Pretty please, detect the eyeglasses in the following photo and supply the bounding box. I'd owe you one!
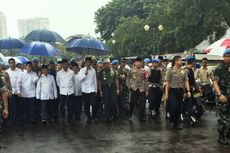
[9,62,15,64]
[224,55,230,57]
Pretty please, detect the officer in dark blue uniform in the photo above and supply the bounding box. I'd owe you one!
[148,58,162,117]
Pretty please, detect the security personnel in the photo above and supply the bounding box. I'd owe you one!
[98,58,119,122]
[127,57,148,122]
[148,58,162,117]
[213,49,230,145]
[165,56,191,130]
[117,59,130,117]
[0,78,9,133]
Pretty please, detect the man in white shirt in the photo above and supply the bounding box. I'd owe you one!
[16,61,39,123]
[71,63,83,121]
[56,59,75,122]
[6,58,22,123]
[36,65,57,123]
[78,57,97,124]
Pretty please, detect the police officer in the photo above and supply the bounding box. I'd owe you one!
[98,58,119,122]
[148,58,162,118]
[213,49,230,145]
[165,56,191,130]
[127,57,148,122]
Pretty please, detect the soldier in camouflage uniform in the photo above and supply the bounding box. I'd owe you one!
[213,49,230,145]
[98,58,120,122]
[0,77,9,133]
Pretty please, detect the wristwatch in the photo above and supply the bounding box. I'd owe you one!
[217,93,222,97]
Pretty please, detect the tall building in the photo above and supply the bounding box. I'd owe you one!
[0,11,7,39]
[18,17,49,38]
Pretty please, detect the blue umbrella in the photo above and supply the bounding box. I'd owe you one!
[0,38,25,49]
[65,36,110,55]
[16,56,30,64]
[19,42,62,56]
[24,29,65,43]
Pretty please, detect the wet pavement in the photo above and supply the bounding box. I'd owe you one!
[1,110,230,153]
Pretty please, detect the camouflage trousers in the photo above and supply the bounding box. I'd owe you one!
[0,101,2,125]
[216,98,230,144]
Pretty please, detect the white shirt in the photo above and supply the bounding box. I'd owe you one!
[36,74,57,100]
[16,71,39,98]
[74,73,82,96]
[56,68,74,95]
[6,68,22,94]
[78,67,97,93]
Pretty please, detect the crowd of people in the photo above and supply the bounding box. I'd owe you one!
[0,49,230,145]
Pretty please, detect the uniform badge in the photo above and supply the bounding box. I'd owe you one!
[104,78,107,80]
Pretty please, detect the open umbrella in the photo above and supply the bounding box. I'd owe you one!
[24,29,65,43]
[65,36,110,55]
[0,38,26,55]
[16,56,30,64]
[19,42,62,56]
[204,38,230,56]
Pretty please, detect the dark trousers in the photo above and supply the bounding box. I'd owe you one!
[53,99,59,120]
[148,87,162,113]
[168,88,184,126]
[130,89,146,119]
[73,96,83,120]
[41,100,54,120]
[83,92,97,120]
[102,86,117,120]
[22,97,36,122]
[9,94,19,123]
[59,94,74,120]
[35,99,41,120]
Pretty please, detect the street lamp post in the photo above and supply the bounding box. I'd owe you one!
[144,24,164,56]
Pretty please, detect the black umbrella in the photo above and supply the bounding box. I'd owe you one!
[65,36,110,55]
[24,29,65,43]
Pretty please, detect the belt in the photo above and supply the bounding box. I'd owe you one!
[149,84,160,88]
[103,84,114,87]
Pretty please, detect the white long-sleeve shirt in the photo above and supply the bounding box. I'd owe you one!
[6,68,22,94]
[16,71,39,98]
[78,67,97,93]
[73,73,82,96]
[36,74,57,100]
[56,69,74,95]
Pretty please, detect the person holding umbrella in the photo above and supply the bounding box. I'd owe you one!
[212,49,230,145]
[78,57,97,124]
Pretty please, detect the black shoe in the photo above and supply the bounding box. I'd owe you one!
[41,120,46,124]
[169,123,174,129]
[86,119,92,124]
[176,123,183,130]
[128,113,132,119]
[106,118,113,123]
[0,126,4,133]
[139,118,146,122]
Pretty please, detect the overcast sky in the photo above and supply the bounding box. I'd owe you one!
[0,0,111,38]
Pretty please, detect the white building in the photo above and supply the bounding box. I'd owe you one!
[18,17,49,38]
[0,11,7,39]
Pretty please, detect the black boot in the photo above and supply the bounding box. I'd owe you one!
[218,131,229,145]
